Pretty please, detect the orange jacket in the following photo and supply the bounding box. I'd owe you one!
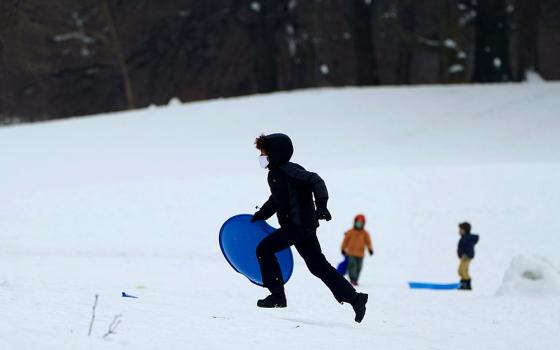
[341,229,373,258]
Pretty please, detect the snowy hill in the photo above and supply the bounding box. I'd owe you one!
[1,83,559,349]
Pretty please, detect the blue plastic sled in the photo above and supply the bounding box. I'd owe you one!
[408,282,460,290]
[219,214,294,286]
[336,255,349,275]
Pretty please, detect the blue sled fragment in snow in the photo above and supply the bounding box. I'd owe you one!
[408,282,460,290]
[219,214,294,286]
[122,292,139,298]
[336,255,349,275]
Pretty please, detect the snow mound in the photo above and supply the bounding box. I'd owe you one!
[497,256,560,296]
[525,69,546,84]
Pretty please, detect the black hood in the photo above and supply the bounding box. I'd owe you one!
[264,133,293,168]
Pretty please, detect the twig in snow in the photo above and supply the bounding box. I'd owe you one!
[103,314,123,338]
[88,294,99,336]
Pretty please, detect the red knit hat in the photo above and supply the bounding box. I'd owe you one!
[354,214,366,224]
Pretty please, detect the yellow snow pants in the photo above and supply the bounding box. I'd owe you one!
[458,256,472,280]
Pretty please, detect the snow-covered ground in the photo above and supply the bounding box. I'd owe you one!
[1,83,559,349]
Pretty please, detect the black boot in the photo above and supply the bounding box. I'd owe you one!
[458,279,467,290]
[465,279,472,290]
[257,293,287,308]
[350,293,368,323]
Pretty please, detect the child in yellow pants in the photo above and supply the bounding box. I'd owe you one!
[457,222,479,290]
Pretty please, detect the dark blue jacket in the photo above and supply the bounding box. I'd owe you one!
[457,233,479,259]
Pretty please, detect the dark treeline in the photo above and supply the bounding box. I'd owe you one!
[0,0,559,123]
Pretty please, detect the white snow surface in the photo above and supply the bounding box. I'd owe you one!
[1,83,560,349]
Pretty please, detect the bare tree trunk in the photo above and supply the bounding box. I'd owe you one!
[352,0,379,85]
[100,0,135,109]
[471,0,513,82]
[384,1,467,84]
[441,0,467,83]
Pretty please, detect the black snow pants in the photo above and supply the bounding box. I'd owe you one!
[256,225,357,303]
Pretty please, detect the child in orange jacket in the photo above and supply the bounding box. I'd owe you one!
[341,215,373,286]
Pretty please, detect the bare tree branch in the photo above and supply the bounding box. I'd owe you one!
[88,294,99,337]
[103,314,123,338]
[100,0,135,109]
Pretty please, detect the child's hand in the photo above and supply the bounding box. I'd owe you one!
[369,249,374,256]
[251,212,265,223]
[315,198,332,221]
[317,207,332,221]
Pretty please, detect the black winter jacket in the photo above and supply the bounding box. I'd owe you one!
[457,233,479,259]
[256,134,328,229]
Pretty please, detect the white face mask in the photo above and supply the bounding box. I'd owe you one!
[259,155,269,169]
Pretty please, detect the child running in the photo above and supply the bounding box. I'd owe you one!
[251,133,368,323]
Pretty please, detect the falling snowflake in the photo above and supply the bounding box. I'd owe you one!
[444,39,457,49]
[288,0,297,10]
[448,64,465,74]
[493,58,502,69]
[250,2,261,13]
